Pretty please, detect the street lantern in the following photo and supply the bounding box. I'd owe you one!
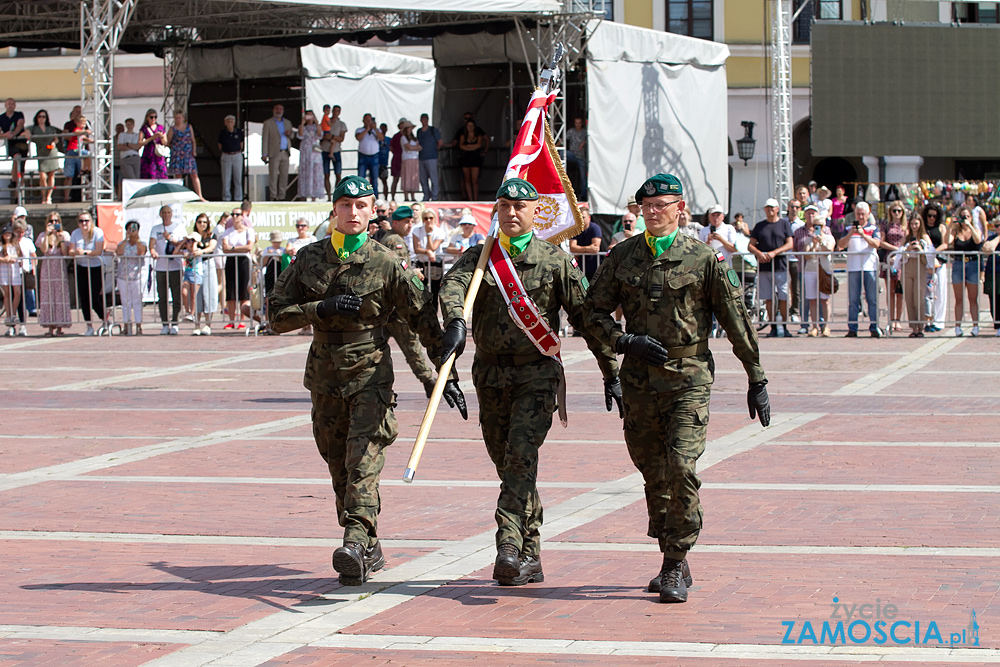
[737,121,756,165]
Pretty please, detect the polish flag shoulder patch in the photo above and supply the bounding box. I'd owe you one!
[716,252,726,262]
[400,260,408,270]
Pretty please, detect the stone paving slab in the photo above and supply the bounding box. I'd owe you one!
[258,648,987,667]
[771,413,994,442]
[703,444,997,485]
[0,540,434,631]
[0,437,155,475]
[0,639,184,666]
[0,481,586,541]
[346,551,997,648]
[554,490,1000,548]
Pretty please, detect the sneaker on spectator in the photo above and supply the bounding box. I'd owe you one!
[766,326,779,338]
[971,325,979,337]
[870,327,883,338]
[995,329,1000,337]
[781,326,792,337]
[789,314,800,323]
[798,325,809,335]
[200,325,212,336]
[237,323,246,330]
[168,325,179,335]
[955,326,963,337]
[17,324,27,336]
[85,325,95,337]
[223,323,235,330]
[192,328,202,336]
[844,330,858,338]
[183,313,195,322]
[160,324,170,335]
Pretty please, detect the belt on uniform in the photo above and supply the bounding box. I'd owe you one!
[313,327,384,344]
[666,340,709,359]
[475,350,547,366]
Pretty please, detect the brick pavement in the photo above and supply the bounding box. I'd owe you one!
[1,331,997,665]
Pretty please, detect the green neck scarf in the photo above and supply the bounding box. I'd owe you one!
[330,230,368,260]
[644,228,679,257]
[499,230,533,259]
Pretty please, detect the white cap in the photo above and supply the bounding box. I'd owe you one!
[706,204,725,215]
[458,214,477,225]
[13,206,27,218]
[803,203,819,213]
[763,198,780,208]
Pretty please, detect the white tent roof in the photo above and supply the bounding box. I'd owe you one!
[222,0,561,13]
[302,43,435,80]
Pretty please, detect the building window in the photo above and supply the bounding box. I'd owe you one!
[666,0,713,40]
[792,0,842,45]
[954,3,1000,23]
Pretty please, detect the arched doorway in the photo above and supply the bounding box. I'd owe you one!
[812,157,857,194]
[792,116,865,191]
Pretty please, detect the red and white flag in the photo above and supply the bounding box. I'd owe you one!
[494,88,585,245]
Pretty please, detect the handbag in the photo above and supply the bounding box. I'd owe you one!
[154,142,170,158]
[22,270,35,290]
[818,269,839,295]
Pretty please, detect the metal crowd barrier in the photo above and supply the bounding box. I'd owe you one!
[3,251,259,337]
[885,249,998,336]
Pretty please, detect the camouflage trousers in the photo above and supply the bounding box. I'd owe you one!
[622,383,710,559]
[386,319,435,386]
[310,386,398,547]
[476,375,558,557]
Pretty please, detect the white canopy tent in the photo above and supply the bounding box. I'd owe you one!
[302,44,436,178]
[240,0,560,10]
[586,21,730,214]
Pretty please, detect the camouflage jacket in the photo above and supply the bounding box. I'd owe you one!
[380,232,411,264]
[269,236,443,397]
[440,236,618,386]
[584,231,766,392]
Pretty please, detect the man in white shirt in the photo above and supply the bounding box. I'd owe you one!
[326,105,349,193]
[117,118,141,180]
[836,201,882,338]
[355,113,384,197]
[697,204,739,261]
[148,205,185,334]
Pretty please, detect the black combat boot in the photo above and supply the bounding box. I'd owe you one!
[365,540,386,574]
[648,558,692,593]
[493,543,521,583]
[656,557,690,603]
[333,541,368,586]
[499,553,544,586]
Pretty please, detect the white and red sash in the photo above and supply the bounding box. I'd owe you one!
[487,239,568,426]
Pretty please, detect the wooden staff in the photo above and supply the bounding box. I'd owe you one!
[403,233,495,483]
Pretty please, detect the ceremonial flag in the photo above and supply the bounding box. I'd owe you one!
[498,88,585,245]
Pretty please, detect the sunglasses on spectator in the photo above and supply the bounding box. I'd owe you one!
[376,208,387,213]
[296,224,308,228]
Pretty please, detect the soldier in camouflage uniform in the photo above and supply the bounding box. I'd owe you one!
[269,175,467,586]
[584,173,771,603]
[380,205,438,397]
[439,177,621,586]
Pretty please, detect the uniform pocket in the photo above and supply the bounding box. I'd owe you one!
[300,264,332,298]
[371,386,399,448]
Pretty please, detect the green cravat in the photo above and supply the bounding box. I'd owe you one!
[499,230,533,259]
[330,230,368,260]
[644,228,679,257]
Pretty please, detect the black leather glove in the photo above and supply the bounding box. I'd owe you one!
[615,333,670,366]
[316,294,362,319]
[441,378,468,420]
[423,379,436,399]
[440,318,467,365]
[604,376,623,418]
[747,380,770,427]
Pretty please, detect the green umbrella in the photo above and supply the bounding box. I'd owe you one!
[126,182,200,209]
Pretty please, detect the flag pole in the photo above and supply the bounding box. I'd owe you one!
[403,46,565,483]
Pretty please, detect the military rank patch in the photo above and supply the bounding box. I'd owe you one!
[727,268,741,287]
[716,252,726,262]
[411,275,425,290]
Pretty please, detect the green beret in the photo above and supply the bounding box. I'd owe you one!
[496,177,539,201]
[635,173,683,204]
[331,175,374,202]
[391,206,413,221]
